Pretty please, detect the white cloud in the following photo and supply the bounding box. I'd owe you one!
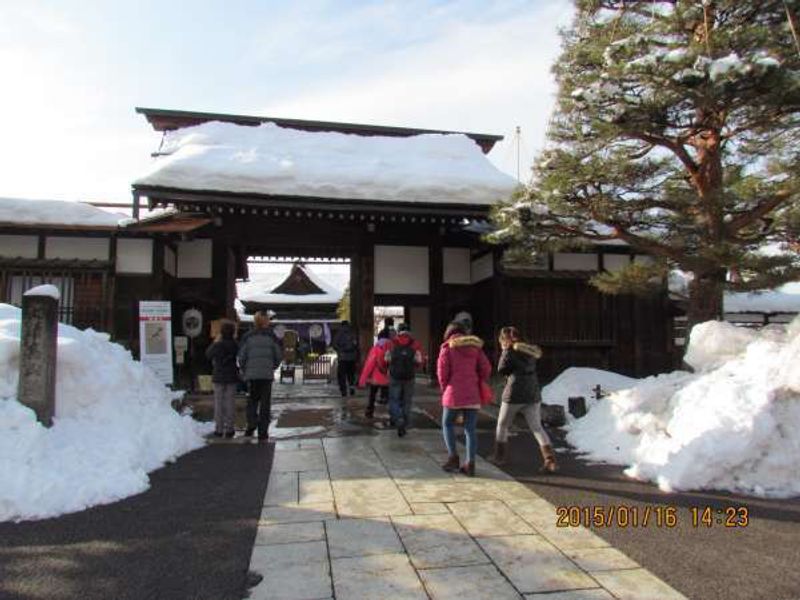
[261,1,572,182]
[0,1,573,203]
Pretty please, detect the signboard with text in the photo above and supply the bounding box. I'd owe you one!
[139,301,173,385]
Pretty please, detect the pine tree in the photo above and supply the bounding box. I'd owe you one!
[491,0,800,332]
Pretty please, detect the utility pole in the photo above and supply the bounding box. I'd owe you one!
[515,126,521,182]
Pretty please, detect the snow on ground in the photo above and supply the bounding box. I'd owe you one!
[134,121,517,205]
[548,318,800,498]
[0,304,210,522]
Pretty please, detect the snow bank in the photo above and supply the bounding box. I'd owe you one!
[541,367,638,407]
[134,121,517,205]
[0,304,210,522]
[553,318,800,497]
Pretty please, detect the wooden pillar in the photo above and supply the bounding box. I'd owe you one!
[353,236,374,364]
[429,238,443,384]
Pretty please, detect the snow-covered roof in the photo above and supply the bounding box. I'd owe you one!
[724,290,800,314]
[134,121,517,206]
[238,263,344,305]
[0,197,129,228]
[670,270,800,314]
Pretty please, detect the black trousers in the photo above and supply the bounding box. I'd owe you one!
[337,360,357,396]
[247,379,273,439]
[367,384,389,410]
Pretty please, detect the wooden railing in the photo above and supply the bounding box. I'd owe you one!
[302,355,333,384]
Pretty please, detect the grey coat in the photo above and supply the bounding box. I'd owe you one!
[237,328,282,381]
[498,342,543,404]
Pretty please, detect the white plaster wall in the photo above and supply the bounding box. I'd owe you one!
[164,246,177,276]
[604,254,630,272]
[0,235,38,258]
[470,253,493,283]
[116,238,153,274]
[634,254,655,265]
[374,245,429,294]
[442,247,471,284]
[553,252,597,271]
[45,237,109,261]
[177,239,212,278]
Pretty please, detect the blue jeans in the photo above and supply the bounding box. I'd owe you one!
[389,378,415,427]
[442,407,478,461]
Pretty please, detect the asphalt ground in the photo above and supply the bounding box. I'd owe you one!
[0,441,273,600]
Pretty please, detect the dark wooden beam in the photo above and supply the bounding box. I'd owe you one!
[135,107,504,154]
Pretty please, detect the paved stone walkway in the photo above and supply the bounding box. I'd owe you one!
[246,430,687,600]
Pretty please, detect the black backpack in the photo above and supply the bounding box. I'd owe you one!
[338,332,356,353]
[389,343,416,380]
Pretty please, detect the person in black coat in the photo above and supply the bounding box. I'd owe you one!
[205,320,239,438]
[489,326,558,473]
[332,320,359,397]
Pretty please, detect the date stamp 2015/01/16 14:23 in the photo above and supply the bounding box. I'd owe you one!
[555,505,750,529]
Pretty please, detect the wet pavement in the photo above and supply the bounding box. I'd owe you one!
[187,376,443,442]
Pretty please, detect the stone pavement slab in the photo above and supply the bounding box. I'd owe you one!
[246,430,687,600]
[524,590,616,600]
[392,513,489,569]
[477,534,597,593]
[331,553,427,599]
[254,521,326,546]
[417,563,522,600]
[448,500,535,537]
[326,517,403,558]
[248,540,331,600]
[592,569,689,600]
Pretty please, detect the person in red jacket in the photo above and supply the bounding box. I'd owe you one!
[437,321,492,476]
[358,330,391,418]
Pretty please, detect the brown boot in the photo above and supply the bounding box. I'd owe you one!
[540,444,558,473]
[442,454,460,472]
[488,441,508,466]
[459,461,475,477]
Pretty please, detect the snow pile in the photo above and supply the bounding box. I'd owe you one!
[134,121,517,205]
[0,304,210,522]
[0,197,128,227]
[555,318,800,497]
[541,367,638,408]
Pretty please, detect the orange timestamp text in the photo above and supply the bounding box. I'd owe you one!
[555,505,750,529]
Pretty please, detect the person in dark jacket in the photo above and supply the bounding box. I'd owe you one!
[237,311,282,441]
[377,316,397,341]
[489,326,557,473]
[385,322,424,437]
[332,320,359,397]
[205,319,239,438]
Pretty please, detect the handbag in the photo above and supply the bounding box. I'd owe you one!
[479,380,494,405]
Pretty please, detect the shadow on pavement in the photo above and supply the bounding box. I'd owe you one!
[0,443,273,600]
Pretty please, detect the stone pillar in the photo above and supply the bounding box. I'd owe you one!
[18,288,59,427]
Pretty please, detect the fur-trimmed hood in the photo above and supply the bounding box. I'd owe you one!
[447,334,484,349]
[513,342,542,358]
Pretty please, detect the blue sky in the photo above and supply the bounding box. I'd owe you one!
[0,0,573,204]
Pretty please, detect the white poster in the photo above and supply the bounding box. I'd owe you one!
[139,301,174,385]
